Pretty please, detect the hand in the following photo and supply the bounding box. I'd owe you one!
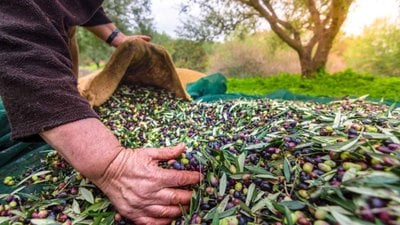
[112,34,152,47]
[92,143,202,225]
[85,23,151,47]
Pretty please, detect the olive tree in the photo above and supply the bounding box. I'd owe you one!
[179,0,354,77]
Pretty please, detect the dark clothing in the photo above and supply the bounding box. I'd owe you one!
[0,1,111,141]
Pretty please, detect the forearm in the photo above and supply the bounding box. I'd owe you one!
[40,118,123,181]
[85,23,127,47]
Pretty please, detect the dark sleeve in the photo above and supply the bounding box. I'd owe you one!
[0,3,99,142]
[82,7,112,27]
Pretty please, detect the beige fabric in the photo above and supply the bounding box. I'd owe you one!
[78,39,205,107]
[176,68,205,89]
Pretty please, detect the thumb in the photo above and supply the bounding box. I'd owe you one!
[145,143,186,160]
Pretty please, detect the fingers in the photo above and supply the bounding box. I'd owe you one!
[134,217,173,225]
[128,35,152,42]
[155,188,193,205]
[158,169,202,188]
[143,205,188,218]
[138,35,152,42]
[145,143,187,160]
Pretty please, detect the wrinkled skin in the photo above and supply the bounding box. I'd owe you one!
[41,118,202,225]
[93,144,201,225]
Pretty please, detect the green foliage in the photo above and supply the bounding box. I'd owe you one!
[146,32,212,71]
[77,28,111,69]
[227,70,400,101]
[102,0,154,35]
[344,19,400,76]
[78,0,155,67]
[151,32,176,53]
[178,0,258,40]
[171,39,209,71]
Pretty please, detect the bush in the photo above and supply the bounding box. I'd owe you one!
[227,70,400,101]
[344,19,400,76]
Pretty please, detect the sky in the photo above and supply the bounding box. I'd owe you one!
[151,0,399,37]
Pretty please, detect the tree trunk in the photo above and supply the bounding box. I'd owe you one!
[298,50,328,78]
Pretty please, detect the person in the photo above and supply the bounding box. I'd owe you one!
[0,1,202,224]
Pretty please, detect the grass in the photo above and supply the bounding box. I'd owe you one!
[227,70,400,102]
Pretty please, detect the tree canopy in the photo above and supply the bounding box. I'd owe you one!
[78,0,155,68]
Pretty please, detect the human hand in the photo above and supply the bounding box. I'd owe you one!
[112,33,151,47]
[92,143,202,225]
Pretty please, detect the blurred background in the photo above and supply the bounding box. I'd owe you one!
[78,0,400,101]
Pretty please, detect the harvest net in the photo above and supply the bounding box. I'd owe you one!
[1,85,400,225]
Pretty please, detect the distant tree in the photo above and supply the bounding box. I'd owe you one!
[78,0,155,68]
[172,39,209,71]
[179,0,354,77]
[77,28,111,69]
[102,0,155,35]
[344,19,400,76]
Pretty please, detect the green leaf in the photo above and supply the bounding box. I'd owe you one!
[30,219,61,225]
[9,210,25,218]
[342,168,357,182]
[102,215,115,225]
[251,198,275,214]
[219,173,227,197]
[0,194,8,200]
[324,136,359,152]
[339,135,361,151]
[283,157,291,183]
[331,211,365,225]
[10,186,26,196]
[219,206,240,218]
[246,183,256,206]
[273,202,293,225]
[333,111,342,128]
[387,102,397,118]
[72,199,81,214]
[203,207,217,220]
[15,170,51,187]
[0,217,10,224]
[254,174,279,180]
[318,206,352,215]
[212,211,220,225]
[244,142,269,150]
[238,152,246,173]
[280,201,306,210]
[378,127,400,144]
[193,153,208,166]
[79,187,95,204]
[345,187,400,203]
[254,191,265,203]
[363,176,400,185]
[82,200,110,215]
[245,166,274,175]
[217,195,230,213]
[239,201,253,215]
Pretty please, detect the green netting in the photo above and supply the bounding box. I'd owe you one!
[1,73,398,193]
[0,99,50,193]
[186,73,227,100]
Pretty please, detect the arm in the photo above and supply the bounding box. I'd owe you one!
[40,118,201,225]
[81,7,151,47]
[85,23,151,47]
